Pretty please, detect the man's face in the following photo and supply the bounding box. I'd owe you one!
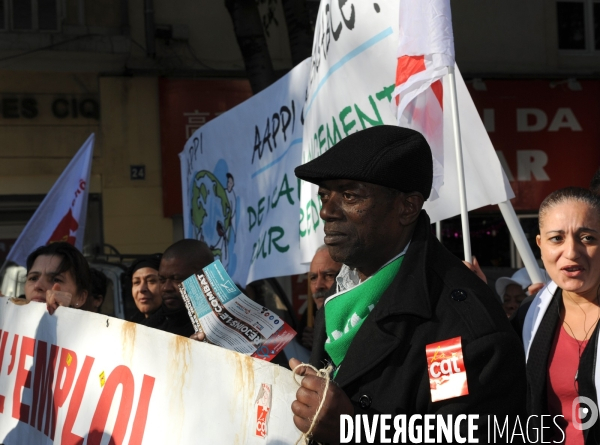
[227,176,234,192]
[309,248,342,310]
[318,179,403,275]
[158,257,197,311]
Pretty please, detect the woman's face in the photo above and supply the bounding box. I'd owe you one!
[537,200,600,299]
[25,255,80,304]
[132,267,162,316]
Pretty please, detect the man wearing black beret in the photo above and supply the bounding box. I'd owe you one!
[290,125,527,444]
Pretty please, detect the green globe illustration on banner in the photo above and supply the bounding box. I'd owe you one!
[190,169,237,273]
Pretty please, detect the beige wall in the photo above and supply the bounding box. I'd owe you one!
[0,71,174,255]
[99,76,172,254]
[0,71,101,194]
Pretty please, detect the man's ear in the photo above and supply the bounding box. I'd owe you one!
[399,192,424,225]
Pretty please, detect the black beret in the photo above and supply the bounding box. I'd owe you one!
[128,253,162,278]
[294,125,433,199]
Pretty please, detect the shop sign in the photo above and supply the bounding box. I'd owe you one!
[0,94,100,122]
[469,80,600,210]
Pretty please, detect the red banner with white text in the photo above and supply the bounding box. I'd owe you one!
[468,80,600,211]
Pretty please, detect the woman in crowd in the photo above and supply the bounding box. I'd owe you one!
[128,254,163,322]
[25,242,91,314]
[518,187,600,444]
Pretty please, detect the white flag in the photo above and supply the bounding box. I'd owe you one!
[424,66,514,222]
[6,134,94,266]
[393,0,455,200]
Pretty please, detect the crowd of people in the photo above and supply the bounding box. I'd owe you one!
[21,238,214,335]
[9,124,600,444]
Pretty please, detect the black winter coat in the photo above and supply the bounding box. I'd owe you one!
[310,211,527,444]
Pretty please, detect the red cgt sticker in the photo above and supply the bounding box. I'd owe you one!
[255,383,272,438]
[426,336,469,402]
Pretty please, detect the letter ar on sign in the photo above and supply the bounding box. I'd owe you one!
[496,150,550,182]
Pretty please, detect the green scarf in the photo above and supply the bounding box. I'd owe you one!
[324,256,404,369]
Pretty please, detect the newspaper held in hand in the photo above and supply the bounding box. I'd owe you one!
[179,260,296,362]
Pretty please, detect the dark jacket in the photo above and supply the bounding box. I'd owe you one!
[142,305,195,338]
[514,289,600,444]
[310,211,527,444]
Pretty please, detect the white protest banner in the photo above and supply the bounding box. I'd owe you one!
[0,299,300,444]
[300,0,400,263]
[299,1,513,261]
[6,134,94,267]
[180,60,310,286]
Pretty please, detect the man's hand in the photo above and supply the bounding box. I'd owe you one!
[289,358,354,445]
[46,283,72,315]
[301,326,314,349]
[528,282,545,297]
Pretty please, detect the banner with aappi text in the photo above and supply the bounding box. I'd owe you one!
[180,60,310,286]
[0,298,299,444]
[299,0,514,263]
[299,0,400,263]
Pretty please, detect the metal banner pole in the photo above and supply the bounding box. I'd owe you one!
[498,200,544,284]
[447,65,472,262]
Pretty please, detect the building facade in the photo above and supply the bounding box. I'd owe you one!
[0,0,598,270]
[0,0,293,260]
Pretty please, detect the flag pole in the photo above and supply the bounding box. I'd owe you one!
[435,221,442,243]
[447,65,472,262]
[498,200,545,284]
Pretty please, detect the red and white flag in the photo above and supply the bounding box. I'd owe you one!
[393,0,455,200]
[6,134,94,266]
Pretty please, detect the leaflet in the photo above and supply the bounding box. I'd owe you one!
[179,260,296,361]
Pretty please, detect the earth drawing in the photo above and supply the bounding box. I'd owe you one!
[191,170,237,272]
